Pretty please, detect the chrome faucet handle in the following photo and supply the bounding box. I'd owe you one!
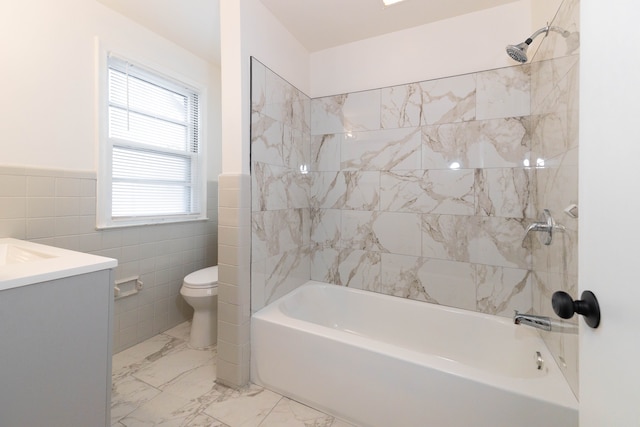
[522,209,565,247]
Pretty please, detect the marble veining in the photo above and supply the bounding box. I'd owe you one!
[309,245,341,284]
[476,265,532,316]
[310,172,347,210]
[263,246,311,305]
[475,168,533,219]
[251,60,267,116]
[112,323,351,427]
[380,169,475,215]
[251,209,309,260]
[530,63,579,160]
[380,83,422,129]
[341,127,422,171]
[251,57,546,319]
[421,214,475,262]
[251,113,286,167]
[341,210,422,256]
[476,66,531,120]
[377,254,440,304]
[311,133,341,172]
[337,249,382,290]
[342,171,380,210]
[310,208,341,248]
[422,117,531,169]
[420,73,476,125]
[530,55,579,113]
[264,69,310,133]
[472,216,530,269]
[251,162,309,212]
[251,112,310,172]
[250,58,313,314]
[379,254,476,310]
[311,91,381,135]
[310,171,380,211]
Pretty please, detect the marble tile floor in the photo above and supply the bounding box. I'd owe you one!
[111,322,356,427]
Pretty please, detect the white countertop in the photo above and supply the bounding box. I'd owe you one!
[0,238,118,291]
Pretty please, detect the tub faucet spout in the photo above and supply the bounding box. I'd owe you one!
[513,311,552,331]
[513,310,579,334]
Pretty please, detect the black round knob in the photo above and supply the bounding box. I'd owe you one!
[552,291,575,319]
[552,290,601,328]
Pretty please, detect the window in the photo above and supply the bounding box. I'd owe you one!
[98,54,206,228]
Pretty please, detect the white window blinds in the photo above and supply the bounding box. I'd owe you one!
[104,55,203,223]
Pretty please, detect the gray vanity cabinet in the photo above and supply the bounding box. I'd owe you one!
[0,269,114,427]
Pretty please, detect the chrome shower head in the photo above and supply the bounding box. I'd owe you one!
[506,25,570,64]
[506,41,531,63]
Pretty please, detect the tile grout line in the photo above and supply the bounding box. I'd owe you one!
[255,396,284,427]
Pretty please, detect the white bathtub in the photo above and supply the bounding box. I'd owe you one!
[251,281,578,427]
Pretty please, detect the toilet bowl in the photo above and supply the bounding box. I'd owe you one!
[180,266,218,348]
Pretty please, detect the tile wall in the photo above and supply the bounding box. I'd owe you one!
[216,173,252,387]
[0,166,218,353]
[250,59,312,313]
[530,0,580,397]
[308,68,534,316]
[251,58,536,318]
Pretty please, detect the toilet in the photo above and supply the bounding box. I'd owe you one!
[179,266,218,348]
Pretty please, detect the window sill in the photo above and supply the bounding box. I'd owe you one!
[96,215,209,230]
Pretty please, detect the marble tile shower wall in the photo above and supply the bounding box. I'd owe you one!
[251,59,312,312]
[529,0,580,397]
[0,166,218,353]
[250,58,537,317]
[309,67,534,316]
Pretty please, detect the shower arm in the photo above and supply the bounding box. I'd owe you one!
[527,25,570,44]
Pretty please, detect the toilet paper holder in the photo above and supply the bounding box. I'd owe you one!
[114,276,143,300]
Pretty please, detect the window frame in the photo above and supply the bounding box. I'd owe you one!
[96,46,207,229]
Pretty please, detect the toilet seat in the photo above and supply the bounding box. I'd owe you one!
[183,266,218,289]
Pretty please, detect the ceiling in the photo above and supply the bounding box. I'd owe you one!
[96,0,522,64]
[260,0,522,52]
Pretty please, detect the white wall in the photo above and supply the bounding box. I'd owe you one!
[580,2,640,425]
[207,65,222,176]
[0,0,220,176]
[531,0,566,33]
[219,0,309,175]
[309,0,552,98]
[0,0,221,353]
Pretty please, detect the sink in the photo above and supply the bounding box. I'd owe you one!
[0,242,56,265]
[0,238,117,291]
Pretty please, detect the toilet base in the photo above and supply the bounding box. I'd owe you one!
[189,310,218,348]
